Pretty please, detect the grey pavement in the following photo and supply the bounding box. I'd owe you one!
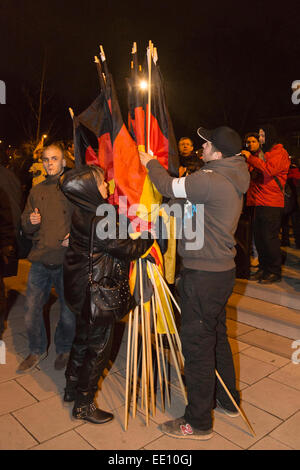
[0,248,300,451]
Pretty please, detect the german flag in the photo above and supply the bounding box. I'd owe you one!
[102,68,161,226]
[73,93,109,164]
[146,50,179,177]
[127,44,146,150]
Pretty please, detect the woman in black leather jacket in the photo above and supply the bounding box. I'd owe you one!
[59,165,153,424]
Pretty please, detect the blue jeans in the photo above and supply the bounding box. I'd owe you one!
[24,262,76,355]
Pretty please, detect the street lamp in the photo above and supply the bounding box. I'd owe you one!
[139,80,148,90]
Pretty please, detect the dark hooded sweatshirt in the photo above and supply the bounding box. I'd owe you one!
[59,166,153,315]
[146,155,250,272]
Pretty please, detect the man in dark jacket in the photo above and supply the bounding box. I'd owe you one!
[17,143,75,373]
[178,137,204,176]
[0,188,16,339]
[140,126,250,440]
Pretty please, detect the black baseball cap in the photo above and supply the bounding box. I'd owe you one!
[197,126,242,157]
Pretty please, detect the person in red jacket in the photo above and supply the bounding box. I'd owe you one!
[242,124,290,283]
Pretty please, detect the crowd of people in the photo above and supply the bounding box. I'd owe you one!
[0,123,299,439]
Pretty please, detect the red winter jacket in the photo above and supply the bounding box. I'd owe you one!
[288,166,300,186]
[246,144,290,207]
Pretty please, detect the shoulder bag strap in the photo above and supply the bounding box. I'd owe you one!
[273,175,284,193]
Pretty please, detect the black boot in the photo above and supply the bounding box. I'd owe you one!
[250,269,264,281]
[64,376,78,403]
[72,392,113,424]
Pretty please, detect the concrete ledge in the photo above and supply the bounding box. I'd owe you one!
[227,293,300,340]
[234,278,300,310]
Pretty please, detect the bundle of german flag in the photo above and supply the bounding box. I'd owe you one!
[71,41,185,427]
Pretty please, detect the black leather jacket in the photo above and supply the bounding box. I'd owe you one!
[59,166,153,315]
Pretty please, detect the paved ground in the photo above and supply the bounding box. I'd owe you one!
[1,259,300,451]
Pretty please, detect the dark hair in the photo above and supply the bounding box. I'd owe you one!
[244,132,259,144]
[259,124,279,152]
[89,165,105,187]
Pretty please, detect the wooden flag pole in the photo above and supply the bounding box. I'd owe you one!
[132,306,139,418]
[153,264,180,313]
[153,266,184,366]
[151,295,165,412]
[215,370,256,437]
[146,303,155,416]
[139,259,149,425]
[146,40,153,153]
[148,263,188,405]
[68,107,74,120]
[158,332,171,408]
[124,309,133,431]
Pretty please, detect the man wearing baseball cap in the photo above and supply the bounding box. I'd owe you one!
[139,126,250,440]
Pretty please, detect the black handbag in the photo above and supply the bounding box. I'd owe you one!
[84,217,135,325]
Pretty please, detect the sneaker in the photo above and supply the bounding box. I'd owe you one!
[159,417,213,440]
[215,399,239,417]
[54,353,70,371]
[17,352,47,374]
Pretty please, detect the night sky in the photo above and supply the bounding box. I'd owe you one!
[1,0,300,149]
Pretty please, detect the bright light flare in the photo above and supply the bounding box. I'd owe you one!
[139,80,148,90]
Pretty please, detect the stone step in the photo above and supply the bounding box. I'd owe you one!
[233,277,300,310]
[227,292,300,340]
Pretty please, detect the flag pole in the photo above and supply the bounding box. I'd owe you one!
[154,267,184,367]
[151,295,165,412]
[159,332,171,407]
[146,40,153,153]
[94,56,106,91]
[215,370,256,437]
[139,259,149,425]
[132,306,139,418]
[146,302,155,416]
[68,107,74,120]
[125,309,133,431]
[148,262,188,405]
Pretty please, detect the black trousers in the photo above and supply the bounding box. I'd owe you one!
[253,206,283,277]
[178,268,239,430]
[65,314,114,396]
